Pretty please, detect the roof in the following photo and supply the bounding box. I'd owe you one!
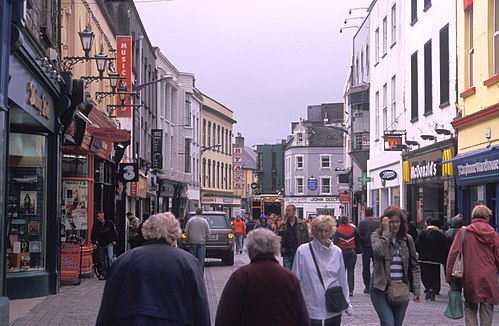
[242,146,257,170]
[307,126,344,147]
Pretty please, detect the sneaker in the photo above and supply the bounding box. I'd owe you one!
[363,288,370,294]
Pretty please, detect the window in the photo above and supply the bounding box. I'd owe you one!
[391,76,397,125]
[212,162,216,188]
[494,0,499,74]
[207,121,211,147]
[391,4,397,45]
[212,123,216,147]
[184,139,191,173]
[383,84,388,131]
[375,91,380,138]
[375,28,380,63]
[424,40,433,114]
[296,178,304,194]
[221,127,224,153]
[321,178,331,194]
[297,132,303,142]
[383,17,387,55]
[207,160,211,187]
[366,45,370,74]
[320,155,331,169]
[411,51,418,120]
[361,51,364,79]
[184,93,191,126]
[439,25,450,105]
[411,0,417,23]
[217,125,220,151]
[467,7,474,87]
[202,158,206,187]
[296,156,304,170]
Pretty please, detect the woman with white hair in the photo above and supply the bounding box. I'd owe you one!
[215,228,310,326]
[96,212,210,326]
[293,215,352,326]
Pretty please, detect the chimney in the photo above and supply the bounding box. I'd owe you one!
[235,132,245,147]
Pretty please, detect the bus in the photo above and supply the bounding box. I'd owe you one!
[250,194,284,219]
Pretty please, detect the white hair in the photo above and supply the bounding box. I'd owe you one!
[141,212,181,245]
[246,228,281,256]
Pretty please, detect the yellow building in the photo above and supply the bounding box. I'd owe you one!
[200,94,238,214]
[451,0,499,229]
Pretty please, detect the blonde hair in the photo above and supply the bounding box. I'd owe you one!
[471,205,492,220]
[311,215,336,238]
[141,212,181,245]
[246,228,281,256]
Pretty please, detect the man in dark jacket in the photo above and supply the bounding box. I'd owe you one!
[415,217,449,300]
[91,210,117,280]
[215,228,310,326]
[357,207,380,293]
[96,212,210,326]
[278,204,310,270]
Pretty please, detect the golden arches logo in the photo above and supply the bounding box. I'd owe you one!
[402,161,411,183]
[442,149,453,176]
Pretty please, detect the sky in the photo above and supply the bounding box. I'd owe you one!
[135,0,370,146]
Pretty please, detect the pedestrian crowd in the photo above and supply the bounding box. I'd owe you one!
[93,203,499,326]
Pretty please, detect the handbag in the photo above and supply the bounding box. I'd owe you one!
[387,282,410,305]
[451,228,466,279]
[309,243,349,313]
[444,281,464,319]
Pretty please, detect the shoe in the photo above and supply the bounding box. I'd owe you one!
[425,290,434,301]
[240,251,243,254]
[430,293,436,301]
[98,275,107,280]
[363,288,370,294]
[349,292,353,297]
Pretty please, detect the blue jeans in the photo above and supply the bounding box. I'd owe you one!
[235,234,244,252]
[370,287,409,326]
[98,243,114,278]
[342,248,357,293]
[189,243,206,274]
[283,255,295,270]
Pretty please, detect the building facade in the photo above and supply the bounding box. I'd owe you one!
[200,94,238,215]
[402,0,458,224]
[284,120,345,220]
[256,142,285,195]
[451,0,499,230]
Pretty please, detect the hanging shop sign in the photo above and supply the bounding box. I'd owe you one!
[383,135,403,151]
[90,128,131,142]
[379,170,397,181]
[119,163,139,182]
[151,129,163,169]
[116,36,132,118]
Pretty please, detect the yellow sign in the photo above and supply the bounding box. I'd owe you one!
[26,82,50,119]
[402,161,411,183]
[442,148,453,176]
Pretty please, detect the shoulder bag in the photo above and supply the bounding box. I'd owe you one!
[451,227,466,279]
[385,239,410,306]
[309,243,349,313]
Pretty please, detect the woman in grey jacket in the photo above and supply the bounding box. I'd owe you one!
[370,206,421,326]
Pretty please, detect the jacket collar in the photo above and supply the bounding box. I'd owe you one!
[250,253,279,264]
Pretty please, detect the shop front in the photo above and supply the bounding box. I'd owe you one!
[201,193,241,218]
[450,146,499,231]
[62,107,121,274]
[402,139,457,225]
[368,161,402,218]
[284,196,341,220]
[6,46,68,299]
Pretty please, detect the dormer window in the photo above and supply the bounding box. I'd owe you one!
[297,132,303,142]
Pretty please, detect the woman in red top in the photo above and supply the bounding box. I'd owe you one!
[333,215,363,296]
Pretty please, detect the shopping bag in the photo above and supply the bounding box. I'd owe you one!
[444,289,463,319]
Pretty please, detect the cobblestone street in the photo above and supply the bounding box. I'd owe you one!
[9,252,499,325]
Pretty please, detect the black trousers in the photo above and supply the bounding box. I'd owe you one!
[420,262,441,294]
[310,314,342,326]
[361,247,374,289]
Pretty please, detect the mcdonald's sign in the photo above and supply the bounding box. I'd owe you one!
[383,136,403,151]
[442,148,453,176]
[402,161,411,183]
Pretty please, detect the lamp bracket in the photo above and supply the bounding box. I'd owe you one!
[61,56,116,72]
[95,91,116,103]
[81,75,124,88]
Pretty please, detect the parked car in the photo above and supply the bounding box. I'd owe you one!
[180,211,235,265]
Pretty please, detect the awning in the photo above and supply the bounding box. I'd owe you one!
[445,146,499,186]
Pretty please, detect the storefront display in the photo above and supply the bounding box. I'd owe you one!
[6,133,46,273]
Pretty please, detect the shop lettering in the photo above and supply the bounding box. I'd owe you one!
[26,82,50,119]
[411,161,437,179]
[457,159,499,176]
[310,197,337,202]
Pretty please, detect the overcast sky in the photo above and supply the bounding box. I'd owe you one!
[135,0,370,146]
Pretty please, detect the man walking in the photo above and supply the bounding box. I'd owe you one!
[126,212,140,249]
[232,214,246,254]
[278,204,310,270]
[91,211,118,280]
[357,207,380,293]
[185,208,211,274]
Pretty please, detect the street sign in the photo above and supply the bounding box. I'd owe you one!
[308,178,317,190]
[251,182,258,189]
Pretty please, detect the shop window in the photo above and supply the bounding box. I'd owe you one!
[7,133,47,272]
[62,180,88,244]
[469,185,485,206]
[62,154,88,178]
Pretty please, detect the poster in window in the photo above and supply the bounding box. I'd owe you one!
[20,191,36,215]
[63,181,88,230]
[28,221,40,236]
[29,241,41,253]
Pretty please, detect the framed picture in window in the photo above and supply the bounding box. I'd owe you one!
[20,191,36,215]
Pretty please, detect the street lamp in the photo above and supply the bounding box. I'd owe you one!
[201,144,222,154]
[79,28,95,58]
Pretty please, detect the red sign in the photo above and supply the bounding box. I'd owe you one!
[90,127,131,142]
[339,192,350,204]
[116,36,132,118]
[60,242,81,281]
[383,136,403,151]
[463,0,473,10]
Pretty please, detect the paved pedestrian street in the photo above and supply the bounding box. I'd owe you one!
[9,252,499,325]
